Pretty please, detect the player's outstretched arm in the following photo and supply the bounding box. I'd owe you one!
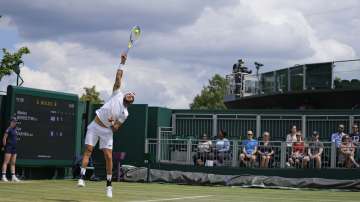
[113,52,127,92]
[113,69,123,92]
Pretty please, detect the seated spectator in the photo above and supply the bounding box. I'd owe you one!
[239,130,258,168]
[286,125,298,147]
[339,135,359,168]
[214,130,230,166]
[287,132,306,168]
[350,124,360,146]
[193,134,213,166]
[304,131,323,168]
[331,124,347,149]
[258,132,274,168]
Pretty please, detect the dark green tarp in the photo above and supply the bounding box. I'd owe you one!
[123,166,360,190]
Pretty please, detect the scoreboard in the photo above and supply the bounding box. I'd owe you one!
[6,86,80,166]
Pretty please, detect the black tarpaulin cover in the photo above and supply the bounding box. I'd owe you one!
[122,166,360,190]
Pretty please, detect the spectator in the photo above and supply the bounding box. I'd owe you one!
[239,130,258,168]
[193,134,213,166]
[350,124,360,146]
[331,124,347,148]
[339,135,359,168]
[258,132,274,168]
[287,132,306,168]
[286,125,298,147]
[304,131,323,168]
[214,130,230,166]
[2,117,20,182]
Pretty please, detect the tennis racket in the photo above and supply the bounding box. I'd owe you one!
[120,26,141,66]
[124,25,141,54]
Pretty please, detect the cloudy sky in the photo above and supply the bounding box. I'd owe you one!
[1,0,360,108]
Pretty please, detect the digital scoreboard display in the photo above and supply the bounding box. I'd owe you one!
[6,86,79,166]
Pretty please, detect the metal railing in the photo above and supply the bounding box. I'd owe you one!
[173,113,358,140]
[145,138,360,169]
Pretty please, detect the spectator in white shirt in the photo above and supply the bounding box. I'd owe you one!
[286,125,298,147]
[215,130,230,166]
[193,134,213,166]
[331,124,347,148]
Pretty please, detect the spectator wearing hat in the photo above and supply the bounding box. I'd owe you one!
[1,117,20,182]
[304,131,323,168]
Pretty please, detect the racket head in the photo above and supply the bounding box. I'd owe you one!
[127,25,141,50]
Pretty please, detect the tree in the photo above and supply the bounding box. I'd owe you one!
[80,85,103,104]
[190,74,228,110]
[0,47,30,81]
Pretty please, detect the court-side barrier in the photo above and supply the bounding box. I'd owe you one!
[145,138,360,169]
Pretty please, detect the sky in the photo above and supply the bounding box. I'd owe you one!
[0,0,360,108]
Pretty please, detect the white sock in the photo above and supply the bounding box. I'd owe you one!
[80,167,86,176]
[106,175,112,181]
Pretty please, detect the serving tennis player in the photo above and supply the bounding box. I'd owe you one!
[77,52,135,198]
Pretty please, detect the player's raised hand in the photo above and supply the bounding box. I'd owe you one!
[120,52,127,65]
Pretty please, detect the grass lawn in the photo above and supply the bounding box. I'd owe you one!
[0,180,359,202]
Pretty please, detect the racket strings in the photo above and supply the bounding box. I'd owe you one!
[125,26,141,53]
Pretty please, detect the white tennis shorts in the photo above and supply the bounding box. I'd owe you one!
[85,121,113,149]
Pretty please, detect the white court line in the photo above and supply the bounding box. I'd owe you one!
[128,195,213,202]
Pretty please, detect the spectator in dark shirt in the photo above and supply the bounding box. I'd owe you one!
[258,132,274,168]
[304,131,323,168]
[1,118,20,182]
[350,124,360,146]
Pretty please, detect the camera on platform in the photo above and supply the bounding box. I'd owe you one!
[233,59,252,74]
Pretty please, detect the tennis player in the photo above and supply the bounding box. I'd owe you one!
[77,52,135,198]
[1,117,20,182]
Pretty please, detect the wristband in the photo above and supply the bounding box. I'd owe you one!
[118,63,125,71]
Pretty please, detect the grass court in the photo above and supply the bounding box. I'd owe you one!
[0,180,359,202]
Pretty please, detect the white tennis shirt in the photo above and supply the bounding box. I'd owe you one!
[95,90,129,128]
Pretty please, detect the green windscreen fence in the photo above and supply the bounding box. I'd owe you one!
[88,104,149,167]
[260,62,333,94]
[147,107,172,138]
[305,63,332,90]
[0,95,6,134]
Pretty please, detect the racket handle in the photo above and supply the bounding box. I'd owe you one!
[124,47,130,54]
